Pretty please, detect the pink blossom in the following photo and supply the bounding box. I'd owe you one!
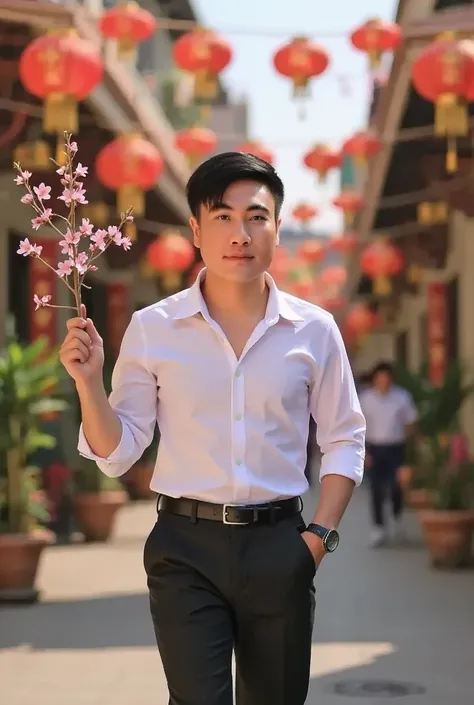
[14,170,32,185]
[59,184,88,206]
[88,265,98,272]
[75,163,88,178]
[126,215,134,222]
[108,225,122,244]
[58,239,72,256]
[76,262,88,275]
[33,183,51,200]
[56,166,66,176]
[17,238,42,257]
[33,294,51,310]
[120,236,132,251]
[31,208,52,230]
[56,260,74,278]
[90,229,107,251]
[21,193,34,205]
[70,141,78,153]
[77,252,89,266]
[79,218,94,236]
[65,228,81,245]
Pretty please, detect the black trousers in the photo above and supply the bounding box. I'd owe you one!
[366,442,405,527]
[143,506,316,705]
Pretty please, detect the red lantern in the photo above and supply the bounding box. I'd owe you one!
[146,230,195,291]
[99,2,156,60]
[342,130,382,166]
[292,203,318,225]
[333,189,364,228]
[350,19,401,70]
[273,36,329,102]
[303,144,342,183]
[19,29,103,135]
[412,34,474,172]
[175,127,217,165]
[235,141,274,165]
[360,239,404,296]
[329,231,358,255]
[96,134,164,239]
[319,265,347,289]
[296,239,326,265]
[173,28,232,101]
[345,303,377,336]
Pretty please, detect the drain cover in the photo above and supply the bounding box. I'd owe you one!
[332,679,426,698]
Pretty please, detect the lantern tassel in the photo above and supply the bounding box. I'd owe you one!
[435,95,468,136]
[116,36,137,62]
[374,275,392,297]
[117,184,144,219]
[194,70,217,101]
[446,136,458,173]
[367,48,381,71]
[162,270,181,292]
[43,93,78,134]
[125,221,137,242]
[292,75,309,100]
[417,202,432,225]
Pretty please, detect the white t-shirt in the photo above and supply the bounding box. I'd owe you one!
[359,385,418,445]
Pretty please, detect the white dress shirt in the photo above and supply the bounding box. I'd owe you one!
[78,269,366,504]
[359,385,418,445]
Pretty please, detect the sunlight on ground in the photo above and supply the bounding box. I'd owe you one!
[309,641,396,678]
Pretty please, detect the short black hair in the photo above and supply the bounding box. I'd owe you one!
[186,151,284,220]
[372,361,394,379]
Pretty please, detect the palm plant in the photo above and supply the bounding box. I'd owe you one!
[0,328,68,534]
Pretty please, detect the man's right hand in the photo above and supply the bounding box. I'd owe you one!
[60,303,104,384]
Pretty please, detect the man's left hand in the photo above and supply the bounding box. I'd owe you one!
[301,530,326,569]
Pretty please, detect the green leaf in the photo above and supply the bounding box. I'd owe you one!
[24,429,57,453]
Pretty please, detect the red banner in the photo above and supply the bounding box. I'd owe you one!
[427,282,447,386]
[106,282,131,357]
[29,239,57,351]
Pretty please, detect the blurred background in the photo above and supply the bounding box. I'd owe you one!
[1,1,474,704]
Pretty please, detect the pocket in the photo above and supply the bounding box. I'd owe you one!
[294,522,317,577]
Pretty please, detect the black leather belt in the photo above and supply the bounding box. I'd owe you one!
[157,494,302,525]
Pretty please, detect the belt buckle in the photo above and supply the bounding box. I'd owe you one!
[222,503,250,525]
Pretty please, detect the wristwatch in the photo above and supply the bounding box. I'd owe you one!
[305,523,340,553]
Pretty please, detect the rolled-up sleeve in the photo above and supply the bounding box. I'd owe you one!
[77,311,158,477]
[310,317,366,486]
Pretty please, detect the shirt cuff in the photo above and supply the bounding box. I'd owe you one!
[319,445,365,487]
[77,418,132,465]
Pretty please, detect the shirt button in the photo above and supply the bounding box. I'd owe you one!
[235,414,243,421]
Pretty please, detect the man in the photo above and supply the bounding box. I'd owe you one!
[60,152,365,705]
[359,361,417,548]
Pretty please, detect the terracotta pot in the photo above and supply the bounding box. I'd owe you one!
[0,532,54,603]
[419,510,474,569]
[397,465,413,491]
[123,461,156,500]
[407,488,434,511]
[73,491,128,542]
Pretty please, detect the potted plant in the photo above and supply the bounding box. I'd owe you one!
[395,360,474,509]
[419,457,474,569]
[72,455,128,542]
[0,332,67,603]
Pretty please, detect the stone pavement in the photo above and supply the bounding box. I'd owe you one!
[1,484,474,705]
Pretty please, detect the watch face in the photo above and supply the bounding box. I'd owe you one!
[325,529,340,552]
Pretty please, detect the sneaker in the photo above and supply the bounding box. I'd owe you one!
[368,526,386,548]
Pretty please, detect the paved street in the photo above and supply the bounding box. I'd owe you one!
[1,483,474,705]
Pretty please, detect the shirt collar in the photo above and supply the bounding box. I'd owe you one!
[174,267,304,324]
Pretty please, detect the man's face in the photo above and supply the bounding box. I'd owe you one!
[189,180,280,282]
[373,370,392,393]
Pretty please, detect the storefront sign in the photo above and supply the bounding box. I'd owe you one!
[427,282,447,386]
